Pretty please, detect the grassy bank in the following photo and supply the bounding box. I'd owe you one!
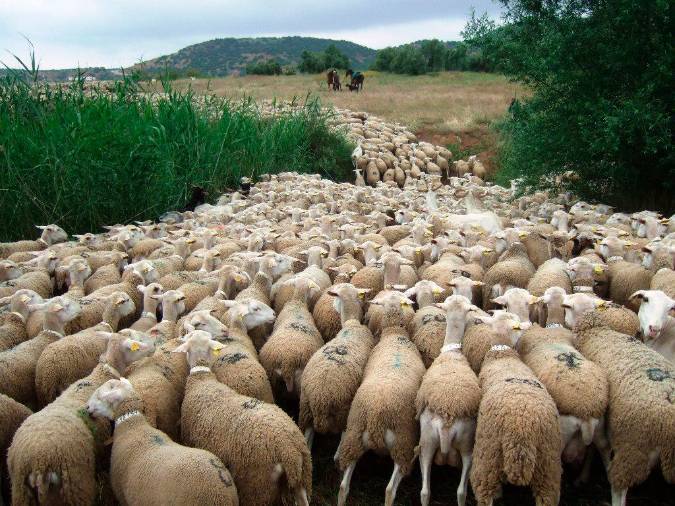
[167,71,520,175]
[0,75,353,241]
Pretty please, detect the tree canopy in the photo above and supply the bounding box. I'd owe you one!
[466,0,673,212]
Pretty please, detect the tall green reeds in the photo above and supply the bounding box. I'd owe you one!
[0,67,352,241]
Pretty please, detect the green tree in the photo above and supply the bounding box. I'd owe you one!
[373,47,397,71]
[420,39,446,72]
[466,1,674,212]
[245,59,282,75]
[298,50,322,73]
[391,45,427,75]
[323,44,350,70]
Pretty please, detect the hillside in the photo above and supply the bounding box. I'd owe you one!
[133,36,377,76]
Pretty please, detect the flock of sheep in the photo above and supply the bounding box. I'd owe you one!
[0,111,674,506]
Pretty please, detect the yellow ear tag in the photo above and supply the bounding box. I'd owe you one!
[358,292,365,300]
[593,266,604,274]
[130,342,140,352]
[433,288,442,295]
[212,347,222,356]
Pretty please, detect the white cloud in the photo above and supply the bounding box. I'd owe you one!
[0,0,501,69]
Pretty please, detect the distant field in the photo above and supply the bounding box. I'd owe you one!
[170,72,523,170]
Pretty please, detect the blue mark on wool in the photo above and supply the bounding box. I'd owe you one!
[393,352,402,369]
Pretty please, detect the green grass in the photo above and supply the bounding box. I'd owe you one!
[0,70,353,241]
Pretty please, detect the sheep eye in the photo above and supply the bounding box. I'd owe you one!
[642,297,649,303]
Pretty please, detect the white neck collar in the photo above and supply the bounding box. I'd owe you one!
[142,311,157,319]
[573,285,594,292]
[190,366,211,375]
[490,344,510,352]
[546,323,564,328]
[115,410,142,426]
[607,256,624,263]
[440,342,462,353]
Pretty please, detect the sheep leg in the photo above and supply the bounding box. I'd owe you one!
[337,461,356,506]
[304,428,314,452]
[333,431,346,464]
[384,463,403,506]
[294,487,310,506]
[457,452,472,506]
[611,487,627,506]
[418,412,439,506]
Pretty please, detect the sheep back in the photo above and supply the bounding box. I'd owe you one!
[181,373,311,506]
[575,321,675,487]
[415,351,481,422]
[339,330,425,475]
[299,322,374,434]
[471,348,561,503]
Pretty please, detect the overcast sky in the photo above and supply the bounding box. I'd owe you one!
[0,1,502,69]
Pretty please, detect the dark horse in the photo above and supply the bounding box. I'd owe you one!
[326,69,341,91]
[345,69,364,92]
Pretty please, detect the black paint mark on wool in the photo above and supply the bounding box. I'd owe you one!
[323,345,349,365]
[556,351,582,369]
[217,352,248,364]
[505,377,543,389]
[151,434,165,445]
[209,458,234,487]
[646,368,672,382]
[289,321,314,334]
[243,398,262,409]
[75,381,93,391]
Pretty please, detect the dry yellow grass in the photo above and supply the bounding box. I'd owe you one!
[169,71,524,171]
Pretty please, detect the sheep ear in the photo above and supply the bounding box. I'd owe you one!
[492,296,507,306]
[403,287,416,298]
[629,290,647,302]
[96,331,114,340]
[472,280,484,287]
[137,285,146,294]
[49,303,65,313]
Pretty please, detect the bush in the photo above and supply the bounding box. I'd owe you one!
[371,39,498,75]
[245,59,282,75]
[466,1,673,213]
[0,73,353,240]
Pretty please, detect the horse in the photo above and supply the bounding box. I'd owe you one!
[332,73,341,91]
[326,69,340,91]
[345,69,364,91]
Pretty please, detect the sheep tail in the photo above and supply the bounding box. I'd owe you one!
[502,434,537,486]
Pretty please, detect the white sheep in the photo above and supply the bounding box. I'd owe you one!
[629,289,675,362]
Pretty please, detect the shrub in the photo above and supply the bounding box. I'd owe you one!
[245,59,282,75]
[0,73,353,240]
[466,1,673,213]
